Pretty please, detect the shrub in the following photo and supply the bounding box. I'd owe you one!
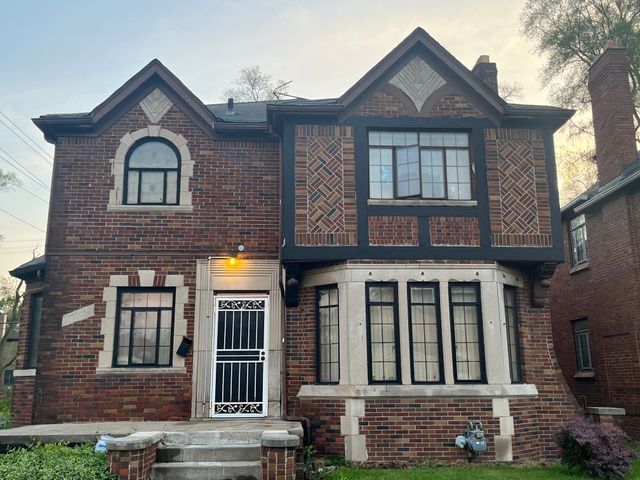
[0,396,12,429]
[558,417,638,479]
[0,443,116,480]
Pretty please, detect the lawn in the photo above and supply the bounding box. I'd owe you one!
[324,461,640,480]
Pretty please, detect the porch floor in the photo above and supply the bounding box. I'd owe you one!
[0,419,304,445]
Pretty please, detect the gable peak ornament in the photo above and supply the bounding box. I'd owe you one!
[389,57,446,112]
[139,88,173,123]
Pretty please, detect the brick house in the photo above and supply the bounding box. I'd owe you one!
[10,28,578,463]
[550,44,640,439]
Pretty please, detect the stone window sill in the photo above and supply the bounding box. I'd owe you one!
[106,204,193,213]
[574,371,595,379]
[569,262,590,275]
[96,367,187,375]
[297,383,538,399]
[367,199,477,207]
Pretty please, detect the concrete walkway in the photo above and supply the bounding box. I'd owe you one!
[0,419,303,445]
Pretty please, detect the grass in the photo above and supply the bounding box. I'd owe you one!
[323,461,640,480]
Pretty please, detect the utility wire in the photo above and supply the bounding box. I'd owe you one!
[0,207,45,233]
[0,148,50,190]
[0,112,53,166]
[0,111,54,161]
[14,184,49,204]
[0,238,44,243]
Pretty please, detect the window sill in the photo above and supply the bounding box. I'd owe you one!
[95,367,187,375]
[574,371,595,379]
[106,204,193,213]
[297,383,538,399]
[368,199,477,207]
[569,262,590,275]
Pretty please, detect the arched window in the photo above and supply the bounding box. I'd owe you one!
[124,139,180,205]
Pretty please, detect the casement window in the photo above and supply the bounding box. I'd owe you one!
[366,283,401,383]
[573,319,593,371]
[114,289,175,367]
[450,283,485,383]
[503,286,523,383]
[408,283,443,383]
[368,131,473,200]
[316,286,340,384]
[26,293,43,370]
[124,139,180,205]
[569,214,588,266]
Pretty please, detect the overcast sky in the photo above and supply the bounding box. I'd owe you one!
[0,0,558,277]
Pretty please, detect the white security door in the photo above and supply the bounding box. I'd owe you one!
[211,296,269,417]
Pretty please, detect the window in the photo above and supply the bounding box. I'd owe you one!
[317,286,339,384]
[450,283,485,382]
[114,289,175,367]
[569,214,588,265]
[408,283,443,383]
[503,286,522,383]
[573,319,592,371]
[368,131,472,200]
[366,283,400,383]
[124,139,180,205]
[26,293,43,370]
[3,370,13,387]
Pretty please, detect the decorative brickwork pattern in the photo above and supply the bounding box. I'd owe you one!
[388,57,446,111]
[368,216,419,246]
[295,125,357,246]
[429,216,480,246]
[108,444,157,480]
[427,91,484,117]
[485,129,552,247]
[261,445,298,480]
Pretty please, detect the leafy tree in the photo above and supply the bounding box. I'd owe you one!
[0,277,23,377]
[222,65,290,102]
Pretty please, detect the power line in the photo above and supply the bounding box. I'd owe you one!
[0,111,54,161]
[0,207,45,233]
[14,184,49,204]
[0,112,53,166]
[0,238,44,243]
[0,148,50,190]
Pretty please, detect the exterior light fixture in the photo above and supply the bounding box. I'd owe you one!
[227,244,246,267]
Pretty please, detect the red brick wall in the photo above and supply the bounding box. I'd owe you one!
[108,443,157,480]
[354,90,484,118]
[428,92,484,118]
[261,445,298,480]
[550,190,640,439]
[429,216,480,246]
[368,216,418,246]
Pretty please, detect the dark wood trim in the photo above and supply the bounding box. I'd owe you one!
[407,282,444,384]
[504,286,523,384]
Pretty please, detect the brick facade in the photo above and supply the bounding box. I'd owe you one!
[108,443,157,480]
[429,216,480,246]
[368,216,419,246]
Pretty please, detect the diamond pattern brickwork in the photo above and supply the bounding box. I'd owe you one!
[485,129,552,247]
[295,125,357,246]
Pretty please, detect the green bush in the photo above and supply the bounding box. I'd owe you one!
[0,396,12,429]
[0,443,116,480]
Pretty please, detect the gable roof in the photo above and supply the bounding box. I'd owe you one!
[338,27,507,115]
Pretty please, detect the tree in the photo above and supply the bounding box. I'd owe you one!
[0,170,18,191]
[222,65,290,102]
[500,81,524,102]
[0,277,23,378]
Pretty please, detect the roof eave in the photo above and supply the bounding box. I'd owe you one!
[575,169,640,213]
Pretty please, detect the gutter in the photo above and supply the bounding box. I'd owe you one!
[575,169,640,213]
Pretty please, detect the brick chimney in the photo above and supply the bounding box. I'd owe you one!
[588,43,637,185]
[472,55,498,95]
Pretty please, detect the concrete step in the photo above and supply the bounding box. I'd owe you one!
[151,460,261,480]
[157,444,260,463]
[163,430,264,445]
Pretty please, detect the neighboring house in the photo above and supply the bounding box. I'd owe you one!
[550,45,640,439]
[0,312,18,393]
[10,28,577,463]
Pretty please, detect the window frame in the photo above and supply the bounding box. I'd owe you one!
[407,282,444,384]
[367,130,475,201]
[26,292,43,370]
[449,282,486,384]
[123,138,182,206]
[503,286,523,384]
[315,284,340,385]
[573,318,593,372]
[112,287,176,368]
[365,282,401,385]
[569,214,588,266]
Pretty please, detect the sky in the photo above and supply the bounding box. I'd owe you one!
[0,0,561,278]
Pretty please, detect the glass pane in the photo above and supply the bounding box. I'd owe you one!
[318,289,330,307]
[329,288,338,305]
[147,293,162,307]
[131,346,144,364]
[140,172,165,203]
[159,328,171,347]
[119,310,131,329]
[166,171,178,204]
[121,293,135,307]
[126,171,139,204]
[380,287,394,302]
[160,310,172,329]
[369,131,381,146]
[161,292,173,308]
[158,346,170,365]
[134,293,148,307]
[129,141,178,168]
[118,327,130,348]
[117,347,129,365]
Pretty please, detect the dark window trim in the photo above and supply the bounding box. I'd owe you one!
[504,286,523,384]
[112,287,176,368]
[365,282,401,385]
[315,284,340,385]
[123,137,181,206]
[572,318,593,372]
[407,282,444,384]
[367,129,475,201]
[26,293,43,370]
[449,282,487,384]
[568,214,588,266]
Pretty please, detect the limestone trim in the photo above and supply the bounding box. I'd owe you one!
[107,125,194,211]
[97,270,188,370]
[13,369,37,377]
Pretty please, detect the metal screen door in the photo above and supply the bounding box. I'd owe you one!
[211,296,269,417]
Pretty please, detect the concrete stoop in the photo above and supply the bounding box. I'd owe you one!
[151,431,262,480]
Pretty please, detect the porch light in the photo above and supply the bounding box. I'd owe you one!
[226,244,245,267]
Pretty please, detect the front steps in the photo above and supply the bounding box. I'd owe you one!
[152,431,262,480]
